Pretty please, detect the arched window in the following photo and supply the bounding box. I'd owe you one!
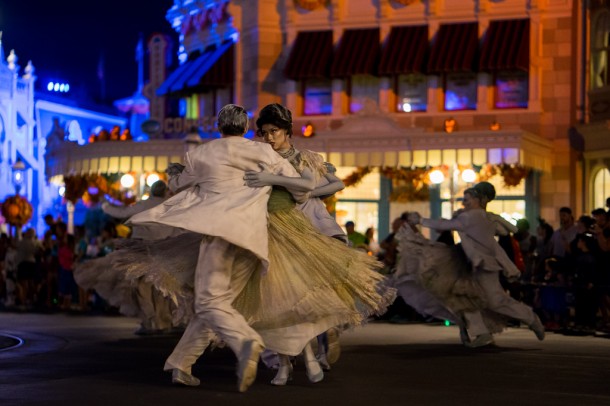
[591,10,610,89]
[593,167,610,209]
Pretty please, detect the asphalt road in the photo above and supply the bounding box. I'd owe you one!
[1,312,609,406]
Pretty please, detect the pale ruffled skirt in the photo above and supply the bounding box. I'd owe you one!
[75,207,395,354]
[394,225,507,334]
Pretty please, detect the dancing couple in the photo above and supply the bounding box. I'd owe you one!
[393,182,545,347]
[77,104,395,392]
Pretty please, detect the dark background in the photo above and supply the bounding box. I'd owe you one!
[0,0,177,104]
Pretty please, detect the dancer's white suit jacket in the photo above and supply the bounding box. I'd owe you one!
[421,208,521,277]
[128,136,306,272]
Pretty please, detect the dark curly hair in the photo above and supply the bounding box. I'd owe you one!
[256,103,293,137]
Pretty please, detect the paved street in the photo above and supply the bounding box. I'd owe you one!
[1,312,609,406]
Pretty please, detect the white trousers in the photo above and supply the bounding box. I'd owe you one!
[464,271,536,336]
[164,237,263,373]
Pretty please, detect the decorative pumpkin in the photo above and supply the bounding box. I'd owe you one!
[1,195,33,227]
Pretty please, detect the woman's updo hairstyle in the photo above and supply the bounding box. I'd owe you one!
[256,103,293,137]
[463,187,482,201]
[473,181,496,204]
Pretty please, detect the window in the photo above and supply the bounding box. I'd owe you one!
[396,74,427,112]
[593,168,610,209]
[444,72,477,111]
[350,75,380,113]
[591,10,610,89]
[334,167,381,238]
[495,71,528,109]
[303,79,332,115]
[438,173,526,223]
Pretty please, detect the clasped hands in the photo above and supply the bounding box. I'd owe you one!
[244,163,276,187]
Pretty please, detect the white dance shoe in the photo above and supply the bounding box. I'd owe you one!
[237,340,264,392]
[303,344,324,383]
[270,355,294,386]
[529,315,546,341]
[171,369,200,386]
[466,333,494,348]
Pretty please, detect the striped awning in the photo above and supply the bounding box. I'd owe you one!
[156,41,234,96]
[330,28,380,77]
[379,25,428,75]
[480,19,530,72]
[45,140,186,178]
[428,22,479,74]
[284,31,334,80]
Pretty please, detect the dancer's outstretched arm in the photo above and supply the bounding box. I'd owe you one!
[244,164,315,193]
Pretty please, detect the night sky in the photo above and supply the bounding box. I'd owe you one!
[0,0,177,105]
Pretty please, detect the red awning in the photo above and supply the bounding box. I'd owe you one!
[330,28,380,77]
[284,31,333,80]
[479,19,530,72]
[379,25,428,75]
[427,22,478,74]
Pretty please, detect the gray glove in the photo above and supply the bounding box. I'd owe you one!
[166,163,185,176]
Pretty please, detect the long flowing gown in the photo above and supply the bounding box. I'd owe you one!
[75,150,395,355]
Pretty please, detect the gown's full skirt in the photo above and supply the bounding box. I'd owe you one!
[76,190,396,354]
[394,225,507,334]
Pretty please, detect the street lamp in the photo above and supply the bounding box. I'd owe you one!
[11,158,26,195]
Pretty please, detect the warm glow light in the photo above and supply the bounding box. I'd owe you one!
[461,169,476,183]
[402,102,412,112]
[120,174,135,188]
[429,169,445,184]
[141,193,150,200]
[302,123,315,137]
[444,117,457,133]
[146,173,160,187]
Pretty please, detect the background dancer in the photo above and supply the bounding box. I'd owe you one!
[407,185,545,348]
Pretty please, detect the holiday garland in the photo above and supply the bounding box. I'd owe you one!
[340,164,530,202]
[63,174,136,206]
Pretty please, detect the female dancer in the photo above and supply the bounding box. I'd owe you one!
[404,185,544,347]
[251,103,346,371]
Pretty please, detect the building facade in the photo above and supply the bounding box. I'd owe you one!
[151,0,576,237]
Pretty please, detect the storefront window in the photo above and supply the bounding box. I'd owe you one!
[444,72,477,111]
[350,75,380,113]
[593,168,610,209]
[303,79,332,115]
[438,172,525,222]
[334,167,381,235]
[591,10,610,89]
[495,71,528,109]
[396,74,427,112]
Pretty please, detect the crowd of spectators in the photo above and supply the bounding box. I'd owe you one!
[2,194,610,337]
[0,210,119,313]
